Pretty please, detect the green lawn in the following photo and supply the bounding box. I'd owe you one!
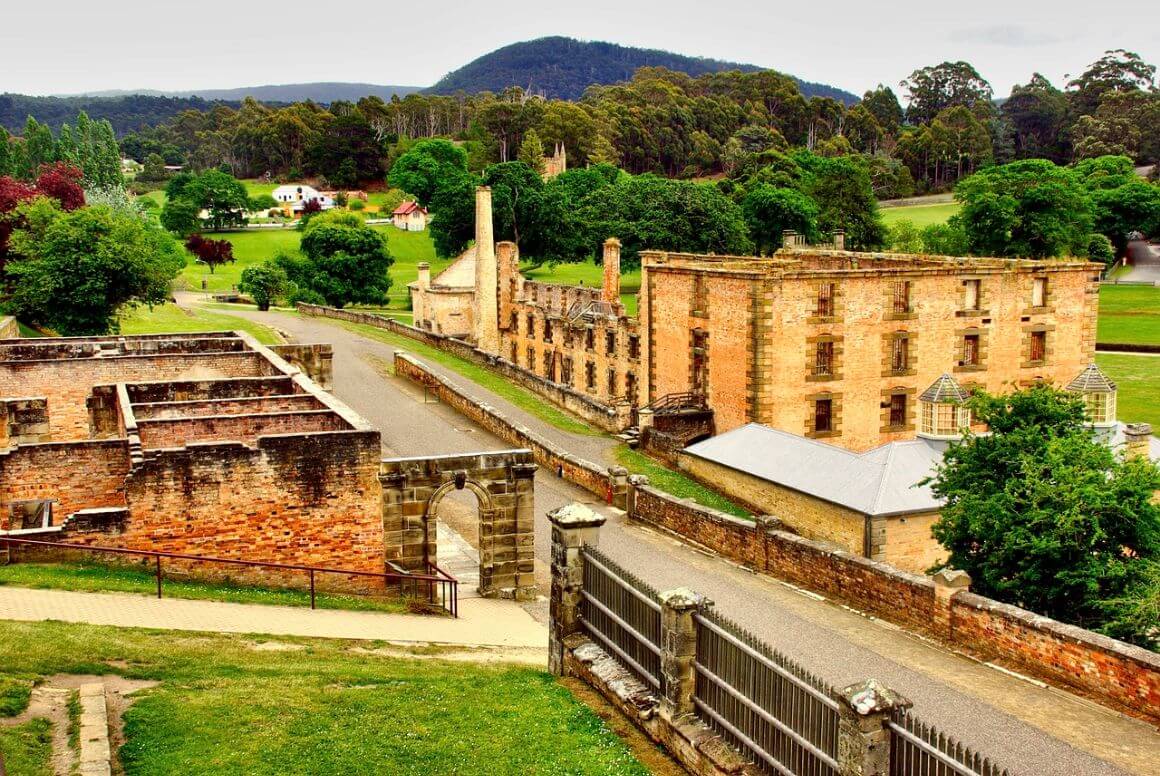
[1097,285,1160,345]
[0,718,52,776]
[521,261,641,315]
[0,562,410,614]
[613,446,750,519]
[0,620,648,776]
[118,303,282,345]
[880,202,961,228]
[1096,353,1160,428]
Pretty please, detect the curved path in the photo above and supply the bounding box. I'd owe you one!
[208,300,1158,776]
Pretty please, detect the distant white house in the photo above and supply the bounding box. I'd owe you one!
[392,201,428,231]
[272,184,335,213]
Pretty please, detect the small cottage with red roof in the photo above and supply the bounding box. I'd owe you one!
[392,201,428,232]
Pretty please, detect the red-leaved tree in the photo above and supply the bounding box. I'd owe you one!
[185,233,236,274]
[0,178,40,273]
[34,163,86,212]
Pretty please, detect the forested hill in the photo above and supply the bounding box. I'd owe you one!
[0,93,240,136]
[64,83,423,104]
[428,37,858,103]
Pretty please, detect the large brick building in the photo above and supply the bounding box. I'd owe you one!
[639,248,1101,451]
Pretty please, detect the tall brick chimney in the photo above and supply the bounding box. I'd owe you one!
[1124,422,1153,461]
[473,186,499,353]
[601,238,621,304]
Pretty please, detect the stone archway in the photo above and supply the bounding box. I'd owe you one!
[379,449,537,600]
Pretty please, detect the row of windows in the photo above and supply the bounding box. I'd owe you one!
[512,312,640,359]
[810,330,1048,378]
[811,277,1049,318]
[812,393,974,436]
[509,343,639,400]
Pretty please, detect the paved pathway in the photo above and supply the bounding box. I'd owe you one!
[141,301,1160,775]
[0,587,546,649]
[1115,241,1160,284]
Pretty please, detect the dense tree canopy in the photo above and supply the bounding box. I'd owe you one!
[278,210,394,308]
[928,386,1160,647]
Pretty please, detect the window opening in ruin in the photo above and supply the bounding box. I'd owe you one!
[892,281,911,315]
[562,356,573,385]
[585,328,595,352]
[962,334,980,366]
[526,314,536,339]
[816,283,835,317]
[890,336,910,374]
[605,330,616,355]
[11,499,54,530]
[964,279,981,311]
[1029,330,1046,363]
[626,371,638,404]
[628,334,640,360]
[814,398,833,433]
[889,393,907,428]
[1032,277,1047,308]
[606,368,617,396]
[546,352,557,382]
[691,330,709,395]
[585,361,596,390]
[692,275,708,316]
[814,341,834,376]
[526,346,536,372]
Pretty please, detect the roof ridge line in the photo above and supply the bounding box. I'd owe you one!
[868,442,897,515]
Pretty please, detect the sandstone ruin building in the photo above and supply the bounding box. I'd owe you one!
[412,186,1102,453]
[0,326,536,598]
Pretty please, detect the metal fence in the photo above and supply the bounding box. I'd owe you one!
[1,537,458,617]
[579,545,663,691]
[693,608,840,776]
[888,710,1010,776]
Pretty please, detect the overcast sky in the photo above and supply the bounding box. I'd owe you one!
[4,0,1157,98]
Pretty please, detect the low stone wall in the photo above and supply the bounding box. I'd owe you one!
[136,410,350,449]
[393,352,622,505]
[0,317,19,340]
[269,343,334,389]
[299,303,631,433]
[1095,342,1160,354]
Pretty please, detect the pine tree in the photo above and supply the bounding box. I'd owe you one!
[518,129,546,174]
[23,117,56,177]
[75,111,94,181]
[587,132,619,166]
[57,124,80,167]
[90,120,123,188]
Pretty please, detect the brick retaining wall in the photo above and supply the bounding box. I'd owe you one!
[300,303,631,433]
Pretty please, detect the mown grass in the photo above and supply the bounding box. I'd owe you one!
[342,318,602,436]
[0,718,53,776]
[118,302,282,345]
[521,261,641,315]
[1097,285,1160,345]
[880,202,960,228]
[0,620,648,776]
[1095,353,1160,428]
[0,561,410,614]
[613,446,751,518]
[0,675,33,717]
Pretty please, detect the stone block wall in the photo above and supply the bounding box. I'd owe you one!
[0,398,52,446]
[136,410,350,449]
[270,344,334,389]
[0,317,19,339]
[0,440,131,529]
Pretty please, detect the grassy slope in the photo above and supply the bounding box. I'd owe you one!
[614,446,751,519]
[118,303,282,345]
[0,562,406,613]
[1097,285,1160,345]
[0,620,648,776]
[880,202,960,228]
[1096,353,1160,428]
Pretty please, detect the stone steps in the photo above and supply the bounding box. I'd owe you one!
[78,682,112,776]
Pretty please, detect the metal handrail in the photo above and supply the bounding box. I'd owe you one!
[0,537,458,617]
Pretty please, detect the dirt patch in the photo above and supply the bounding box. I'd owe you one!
[245,640,307,652]
[347,644,546,667]
[38,675,157,776]
[560,676,688,776]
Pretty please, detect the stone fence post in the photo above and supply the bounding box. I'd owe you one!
[837,679,911,776]
[658,587,712,722]
[548,502,606,676]
[931,568,971,641]
[608,466,629,510]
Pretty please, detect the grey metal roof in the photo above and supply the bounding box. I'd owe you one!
[682,424,943,517]
[1066,363,1117,393]
[919,374,969,404]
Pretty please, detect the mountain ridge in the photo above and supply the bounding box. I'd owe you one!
[55,82,423,103]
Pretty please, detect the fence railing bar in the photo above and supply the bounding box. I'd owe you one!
[582,551,662,612]
[692,697,798,776]
[695,613,839,711]
[579,615,661,689]
[888,720,991,776]
[694,661,840,771]
[580,590,661,656]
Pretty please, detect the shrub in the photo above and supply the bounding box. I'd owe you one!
[1087,233,1116,266]
[349,199,365,211]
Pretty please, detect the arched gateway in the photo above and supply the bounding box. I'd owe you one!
[379,449,538,601]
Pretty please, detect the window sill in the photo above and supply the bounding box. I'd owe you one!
[806,373,841,382]
[955,309,990,318]
[808,316,841,325]
[806,430,840,439]
[885,312,916,321]
[954,364,986,373]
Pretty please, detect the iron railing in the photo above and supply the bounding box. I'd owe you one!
[579,545,663,691]
[693,608,841,776]
[888,710,1010,776]
[0,537,458,617]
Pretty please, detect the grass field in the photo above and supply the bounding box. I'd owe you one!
[1096,353,1160,428]
[118,303,282,344]
[522,261,642,314]
[0,717,52,776]
[1097,285,1160,345]
[880,202,960,228]
[0,620,648,776]
[0,562,408,613]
